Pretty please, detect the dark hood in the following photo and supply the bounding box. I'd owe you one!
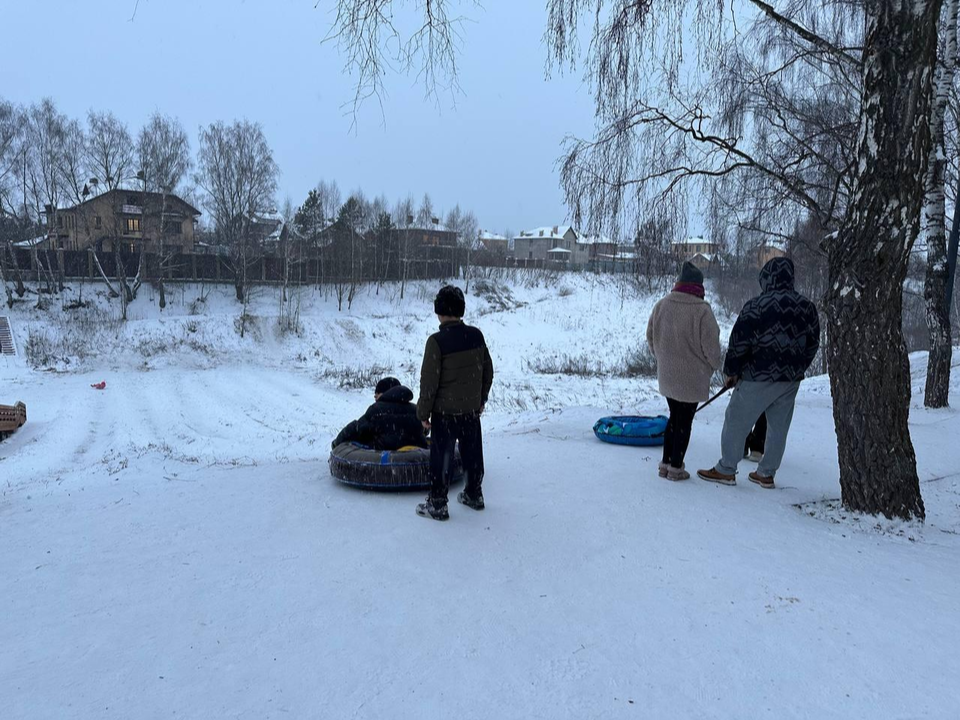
[379,385,414,404]
[759,257,795,293]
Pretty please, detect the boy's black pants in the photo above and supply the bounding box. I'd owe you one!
[744,412,768,455]
[429,412,484,505]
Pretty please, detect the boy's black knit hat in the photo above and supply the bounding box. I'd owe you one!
[375,377,401,395]
[434,285,466,317]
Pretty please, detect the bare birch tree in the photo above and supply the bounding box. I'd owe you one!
[0,98,28,301]
[196,120,278,309]
[138,113,191,310]
[86,111,135,192]
[922,0,960,407]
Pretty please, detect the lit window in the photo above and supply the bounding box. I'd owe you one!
[125,218,141,233]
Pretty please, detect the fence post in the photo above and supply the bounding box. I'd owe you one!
[216,255,221,281]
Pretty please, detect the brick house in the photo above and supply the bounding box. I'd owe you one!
[477,230,508,255]
[45,188,201,254]
[394,223,459,249]
[672,236,722,271]
[756,240,788,268]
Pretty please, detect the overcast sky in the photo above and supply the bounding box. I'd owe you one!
[0,0,607,236]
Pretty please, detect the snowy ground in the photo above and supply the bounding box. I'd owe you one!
[1,276,958,719]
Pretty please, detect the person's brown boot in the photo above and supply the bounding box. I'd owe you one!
[748,471,775,489]
[697,467,736,486]
[666,466,690,481]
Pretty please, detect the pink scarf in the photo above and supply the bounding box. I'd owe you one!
[673,282,705,299]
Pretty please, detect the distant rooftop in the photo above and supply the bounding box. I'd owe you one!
[674,236,713,246]
[515,225,575,241]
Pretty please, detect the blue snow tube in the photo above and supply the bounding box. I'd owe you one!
[329,442,463,491]
[593,415,668,447]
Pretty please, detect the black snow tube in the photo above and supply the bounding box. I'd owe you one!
[329,442,463,491]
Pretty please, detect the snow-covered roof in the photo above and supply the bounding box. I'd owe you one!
[251,210,284,223]
[578,234,623,246]
[760,238,788,250]
[14,235,46,248]
[405,221,454,233]
[674,236,714,246]
[547,247,572,254]
[515,225,576,241]
[59,187,202,216]
[249,210,285,241]
[479,230,507,241]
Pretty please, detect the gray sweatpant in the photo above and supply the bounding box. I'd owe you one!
[715,380,801,478]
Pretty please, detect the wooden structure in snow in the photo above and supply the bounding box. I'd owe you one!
[0,401,27,440]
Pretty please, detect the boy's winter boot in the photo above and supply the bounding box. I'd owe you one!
[748,471,775,489]
[416,497,450,521]
[697,467,737,486]
[457,491,485,511]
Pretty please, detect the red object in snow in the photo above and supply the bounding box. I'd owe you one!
[91,381,106,390]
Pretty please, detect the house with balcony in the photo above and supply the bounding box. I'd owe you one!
[513,226,581,263]
[579,234,630,263]
[392,219,460,250]
[44,188,201,254]
[672,236,722,271]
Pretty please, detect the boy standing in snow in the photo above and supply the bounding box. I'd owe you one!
[415,285,494,522]
[697,257,820,489]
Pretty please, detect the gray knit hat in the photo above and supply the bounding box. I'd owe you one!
[677,261,704,285]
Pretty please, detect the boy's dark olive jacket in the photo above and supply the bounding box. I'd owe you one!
[417,319,494,422]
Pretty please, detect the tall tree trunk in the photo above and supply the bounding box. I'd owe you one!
[0,258,14,308]
[91,249,119,297]
[6,241,26,296]
[923,0,960,407]
[825,0,941,520]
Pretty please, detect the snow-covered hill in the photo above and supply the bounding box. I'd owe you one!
[3,273,677,412]
[1,276,957,719]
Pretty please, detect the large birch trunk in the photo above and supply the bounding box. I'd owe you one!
[825,0,942,520]
[922,0,960,408]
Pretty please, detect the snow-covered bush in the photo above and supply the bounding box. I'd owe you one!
[526,344,658,379]
[621,344,657,378]
[318,364,393,390]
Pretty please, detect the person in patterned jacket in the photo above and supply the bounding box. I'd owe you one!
[698,257,820,489]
